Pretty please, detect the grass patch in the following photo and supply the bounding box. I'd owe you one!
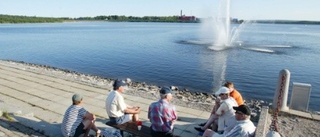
[2,111,14,121]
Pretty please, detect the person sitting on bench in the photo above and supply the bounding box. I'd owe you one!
[61,93,101,137]
[148,87,178,137]
[202,105,256,137]
[106,79,141,125]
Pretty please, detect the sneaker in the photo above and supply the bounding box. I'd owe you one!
[198,122,206,126]
[194,127,205,132]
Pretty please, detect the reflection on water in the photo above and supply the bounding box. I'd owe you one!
[212,51,228,93]
[0,22,319,111]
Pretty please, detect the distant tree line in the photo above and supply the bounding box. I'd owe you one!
[1,14,320,24]
[0,14,232,24]
[0,14,67,23]
[0,14,194,23]
[255,20,320,25]
[75,15,182,22]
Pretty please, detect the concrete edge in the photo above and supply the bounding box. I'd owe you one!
[12,114,63,137]
[311,113,320,121]
[287,109,313,119]
[255,106,269,137]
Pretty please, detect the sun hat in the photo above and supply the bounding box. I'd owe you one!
[215,87,230,96]
[113,79,127,89]
[72,93,83,102]
[233,105,251,115]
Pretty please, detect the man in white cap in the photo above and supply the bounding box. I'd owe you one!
[106,79,141,125]
[202,105,256,137]
[195,87,238,134]
[198,82,244,128]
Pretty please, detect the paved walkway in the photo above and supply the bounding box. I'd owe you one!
[0,61,211,137]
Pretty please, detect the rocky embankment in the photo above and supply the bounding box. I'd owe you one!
[2,60,264,122]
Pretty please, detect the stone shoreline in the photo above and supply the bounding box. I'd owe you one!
[1,60,265,121]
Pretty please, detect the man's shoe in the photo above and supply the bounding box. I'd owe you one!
[96,129,101,137]
[198,122,206,126]
[194,127,205,132]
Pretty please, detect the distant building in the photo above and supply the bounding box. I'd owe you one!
[232,18,238,23]
[178,10,197,22]
[231,18,244,24]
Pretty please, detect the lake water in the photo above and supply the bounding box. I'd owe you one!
[0,22,319,111]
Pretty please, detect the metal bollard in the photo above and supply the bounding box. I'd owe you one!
[272,69,290,111]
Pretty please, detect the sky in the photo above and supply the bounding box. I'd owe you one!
[1,0,320,21]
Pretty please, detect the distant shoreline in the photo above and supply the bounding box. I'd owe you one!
[1,14,320,25]
[254,20,320,25]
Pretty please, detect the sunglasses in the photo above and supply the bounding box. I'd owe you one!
[219,93,227,96]
[235,111,244,115]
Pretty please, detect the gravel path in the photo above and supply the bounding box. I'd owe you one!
[274,113,320,137]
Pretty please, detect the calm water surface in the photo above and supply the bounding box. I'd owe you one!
[0,22,319,111]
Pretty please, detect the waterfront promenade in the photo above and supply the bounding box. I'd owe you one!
[1,60,320,137]
[0,61,212,137]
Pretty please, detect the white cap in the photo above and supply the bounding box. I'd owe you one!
[215,87,230,96]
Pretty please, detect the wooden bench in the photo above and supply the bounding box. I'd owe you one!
[106,121,152,137]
